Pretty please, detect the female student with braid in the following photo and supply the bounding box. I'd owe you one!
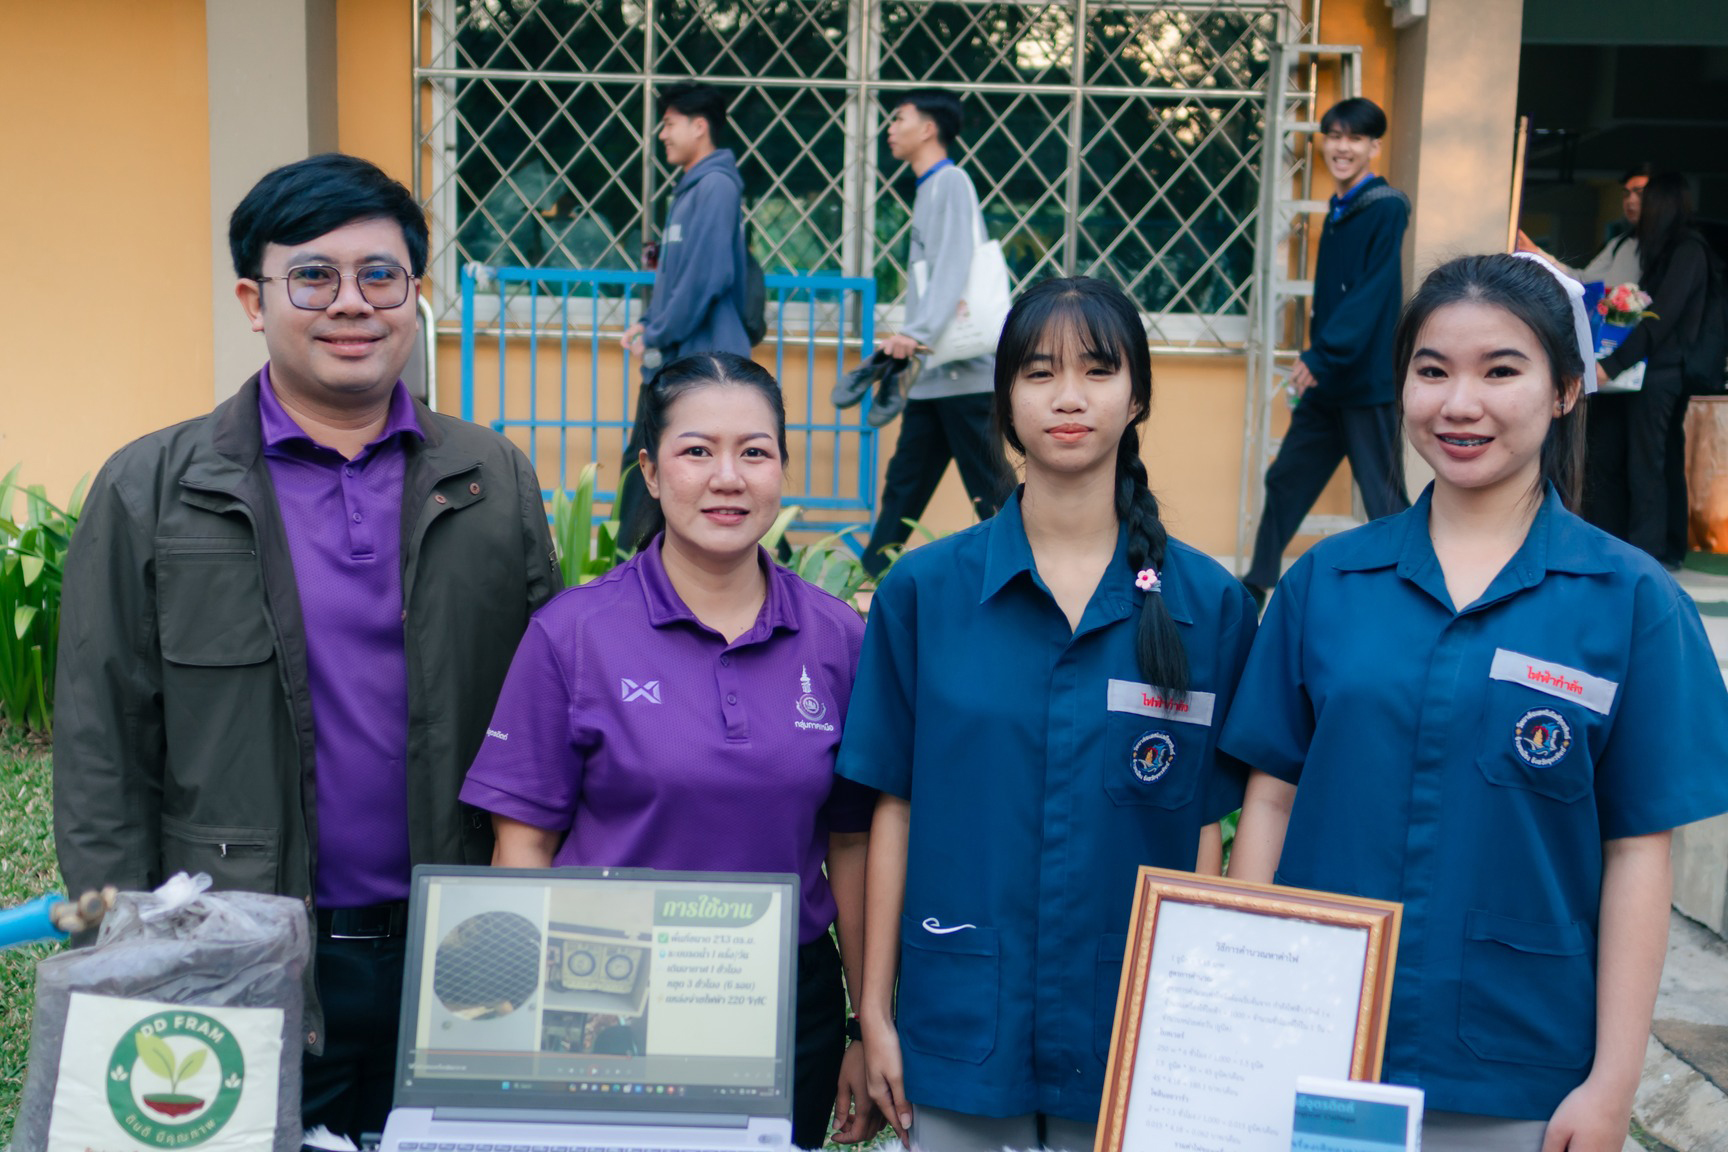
[836,277,1258,1152]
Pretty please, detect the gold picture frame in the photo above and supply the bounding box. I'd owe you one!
[1096,867,1403,1152]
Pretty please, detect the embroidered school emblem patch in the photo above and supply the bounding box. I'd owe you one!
[1131,731,1176,783]
[794,664,834,731]
[1513,707,1572,768]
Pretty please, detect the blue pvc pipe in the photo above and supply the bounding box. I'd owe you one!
[0,893,67,950]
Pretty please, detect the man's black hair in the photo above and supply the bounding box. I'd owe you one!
[1622,161,1654,185]
[228,153,429,281]
[658,82,730,146]
[894,88,963,148]
[1319,97,1388,140]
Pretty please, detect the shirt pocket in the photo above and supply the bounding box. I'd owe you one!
[161,813,281,893]
[1474,683,1594,803]
[156,541,274,666]
[1094,932,1131,1060]
[897,915,999,1065]
[1103,715,1204,810]
[1457,910,1594,1070]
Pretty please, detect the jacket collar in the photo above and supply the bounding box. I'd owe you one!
[194,370,468,494]
[979,489,1194,625]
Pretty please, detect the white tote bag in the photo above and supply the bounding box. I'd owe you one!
[914,181,1012,367]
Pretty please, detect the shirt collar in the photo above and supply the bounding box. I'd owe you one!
[636,534,801,640]
[1329,172,1380,219]
[1330,483,1614,594]
[978,489,1194,624]
[258,363,424,454]
[915,158,954,187]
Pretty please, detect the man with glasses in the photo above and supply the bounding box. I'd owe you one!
[53,153,561,1140]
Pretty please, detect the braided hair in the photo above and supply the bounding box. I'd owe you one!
[994,277,1189,694]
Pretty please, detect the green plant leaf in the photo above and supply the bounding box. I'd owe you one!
[177,1047,207,1083]
[19,555,43,587]
[136,1031,176,1081]
[761,506,800,551]
[13,605,37,640]
[67,473,90,520]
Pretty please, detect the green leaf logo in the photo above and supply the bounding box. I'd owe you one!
[135,1031,176,1083]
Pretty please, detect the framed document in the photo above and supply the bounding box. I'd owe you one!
[1096,868,1402,1152]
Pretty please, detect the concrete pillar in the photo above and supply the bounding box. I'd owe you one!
[1385,0,1525,493]
[206,0,338,401]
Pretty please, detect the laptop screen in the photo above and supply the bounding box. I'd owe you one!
[395,866,797,1116]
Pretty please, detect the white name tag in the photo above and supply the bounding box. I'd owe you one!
[666,223,683,243]
[1489,649,1617,715]
[1107,679,1216,727]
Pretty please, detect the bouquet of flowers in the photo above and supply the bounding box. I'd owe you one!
[1598,282,1657,327]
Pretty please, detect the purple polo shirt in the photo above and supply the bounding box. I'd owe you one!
[461,536,876,944]
[259,366,423,908]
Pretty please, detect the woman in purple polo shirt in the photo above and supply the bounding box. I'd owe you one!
[461,352,880,1148]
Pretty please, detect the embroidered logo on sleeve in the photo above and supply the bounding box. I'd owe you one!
[1107,679,1216,726]
[1489,649,1616,715]
[620,678,661,704]
[1131,731,1177,783]
[1514,707,1573,767]
[793,665,834,731]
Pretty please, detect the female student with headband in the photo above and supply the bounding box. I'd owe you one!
[1225,253,1728,1151]
[461,353,882,1148]
[838,277,1258,1151]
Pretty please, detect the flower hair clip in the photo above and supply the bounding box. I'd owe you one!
[1135,567,1162,593]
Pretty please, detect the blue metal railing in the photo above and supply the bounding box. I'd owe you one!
[460,264,878,542]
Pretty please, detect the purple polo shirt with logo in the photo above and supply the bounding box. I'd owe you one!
[259,366,423,908]
[461,537,876,944]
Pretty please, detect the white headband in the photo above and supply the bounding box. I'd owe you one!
[1511,250,1598,395]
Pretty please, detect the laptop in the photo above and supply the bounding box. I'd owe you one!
[380,865,799,1152]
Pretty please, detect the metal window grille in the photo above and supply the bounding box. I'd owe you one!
[414,0,1312,350]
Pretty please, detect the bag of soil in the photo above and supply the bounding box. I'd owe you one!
[13,872,311,1152]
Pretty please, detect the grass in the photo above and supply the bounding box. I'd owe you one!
[0,725,57,1147]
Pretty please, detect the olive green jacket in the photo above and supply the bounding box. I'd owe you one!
[53,374,561,1050]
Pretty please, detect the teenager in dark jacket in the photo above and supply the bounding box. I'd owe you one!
[617,82,753,546]
[1243,98,1411,605]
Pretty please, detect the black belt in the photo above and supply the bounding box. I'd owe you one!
[316,901,410,940]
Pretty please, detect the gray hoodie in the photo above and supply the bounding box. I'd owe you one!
[643,148,751,368]
[900,162,994,399]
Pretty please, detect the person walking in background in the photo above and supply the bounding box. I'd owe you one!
[53,154,561,1140]
[616,82,753,548]
[860,88,1008,578]
[1588,172,1710,568]
[1242,97,1410,608]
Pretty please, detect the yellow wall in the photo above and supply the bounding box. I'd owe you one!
[1,1,211,503]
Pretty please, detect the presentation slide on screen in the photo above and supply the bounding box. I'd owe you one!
[408,876,784,1088]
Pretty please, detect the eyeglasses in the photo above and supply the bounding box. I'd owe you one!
[254,264,415,310]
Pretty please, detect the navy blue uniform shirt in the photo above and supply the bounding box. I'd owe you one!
[1221,485,1728,1120]
[837,491,1256,1120]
